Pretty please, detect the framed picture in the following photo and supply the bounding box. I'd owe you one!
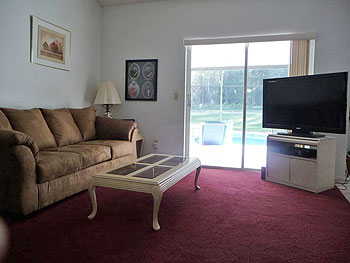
[125,59,158,101]
[30,16,71,71]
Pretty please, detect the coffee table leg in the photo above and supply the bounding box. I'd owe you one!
[88,183,97,220]
[151,187,163,231]
[195,166,201,190]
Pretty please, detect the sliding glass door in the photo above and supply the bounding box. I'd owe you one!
[189,43,245,167]
[186,41,290,169]
[244,41,290,169]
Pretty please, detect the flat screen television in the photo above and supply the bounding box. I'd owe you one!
[263,72,348,137]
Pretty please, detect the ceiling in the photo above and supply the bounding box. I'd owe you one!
[97,0,169,6]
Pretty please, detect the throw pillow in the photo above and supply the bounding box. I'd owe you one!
[1,108,57,150]
[41,108,83,146]
[69,106,97,141]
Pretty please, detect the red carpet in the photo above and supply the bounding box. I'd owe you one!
[4,169,350,263]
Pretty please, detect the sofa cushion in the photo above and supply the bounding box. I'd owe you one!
[41,108,83,147]
[69,106,97,141]
[37,151,83,183]
[1,108,56,150]
[0,110,12,130]
[79,140,133,159]
[45,144,111,168]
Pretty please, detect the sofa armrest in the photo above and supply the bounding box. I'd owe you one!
[95,116,137,142]
[0,145,38,215]
[0,129,39,163]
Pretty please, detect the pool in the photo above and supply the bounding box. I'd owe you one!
[193,135,267,145]
[232,135,267,145]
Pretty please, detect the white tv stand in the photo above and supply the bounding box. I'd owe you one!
[266,134,336,193]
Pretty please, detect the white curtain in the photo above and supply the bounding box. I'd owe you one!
[289,40,310,76]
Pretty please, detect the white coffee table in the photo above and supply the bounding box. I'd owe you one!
[87,154,201,230]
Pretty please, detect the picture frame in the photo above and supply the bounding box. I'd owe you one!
[125,59,158,101]
[30,16,71,71]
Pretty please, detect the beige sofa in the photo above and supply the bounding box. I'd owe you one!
[0,107,138,215]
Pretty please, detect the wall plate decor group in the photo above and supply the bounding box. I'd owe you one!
[125,59,158,101]
[30,16,71,71]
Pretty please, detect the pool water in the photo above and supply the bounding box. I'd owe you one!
[232,136,267,145]
[193,134,267,146]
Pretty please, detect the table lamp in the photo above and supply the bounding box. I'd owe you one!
[94,82,121,118]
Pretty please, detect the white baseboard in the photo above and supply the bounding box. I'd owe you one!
[335,176,347,183]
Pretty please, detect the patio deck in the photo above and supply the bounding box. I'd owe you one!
[189,123,267,169]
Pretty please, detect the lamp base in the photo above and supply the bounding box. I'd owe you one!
[102,104,113,118]
[104,111,112,118]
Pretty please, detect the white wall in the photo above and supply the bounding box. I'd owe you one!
[0,0,102,109]
[102,0,350,179]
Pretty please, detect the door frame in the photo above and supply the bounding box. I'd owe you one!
[183,45,192,157]
[183,35,315,168]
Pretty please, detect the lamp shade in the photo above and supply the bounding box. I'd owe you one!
[94,82,121,105]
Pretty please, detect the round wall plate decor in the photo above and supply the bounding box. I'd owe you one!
[128,63,140,79]
[142,81,154,98]
[128,80,140,98]
[142,62,155,79]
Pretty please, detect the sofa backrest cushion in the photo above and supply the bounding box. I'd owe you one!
[69,106,96,141]
[1,108,57,150]
[0,110,12,130]
[41,108,83,147]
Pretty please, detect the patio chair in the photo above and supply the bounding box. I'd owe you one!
[202,121,227,145]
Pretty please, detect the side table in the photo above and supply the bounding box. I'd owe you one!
[135,133,144,158]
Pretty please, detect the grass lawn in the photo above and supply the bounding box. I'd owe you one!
[190,109,268,133]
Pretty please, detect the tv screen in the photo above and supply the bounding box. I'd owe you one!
[263,72,348,134]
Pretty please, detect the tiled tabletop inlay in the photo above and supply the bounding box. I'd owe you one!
[133,166,172,179]
[138,155,168,164]
[161,157,188,166]
[104,155,191,180]
[108,164,146,176]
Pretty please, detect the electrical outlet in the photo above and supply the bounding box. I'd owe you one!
[153,139,159,150]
